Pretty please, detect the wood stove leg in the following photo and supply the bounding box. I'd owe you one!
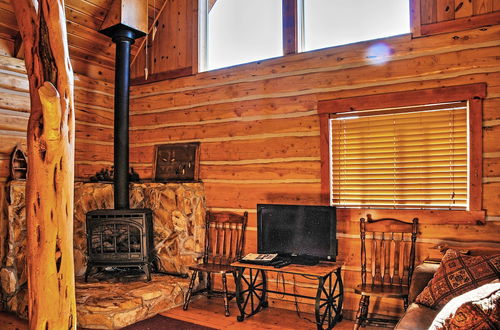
[222,272,230,316]
[183,270,198,311]
[143,263,152,281]
[84,264,93,282]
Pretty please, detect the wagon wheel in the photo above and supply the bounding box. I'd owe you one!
[315,270,343,329]
[236,268,267,321]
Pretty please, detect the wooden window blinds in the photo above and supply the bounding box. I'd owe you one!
[329,101,468,209]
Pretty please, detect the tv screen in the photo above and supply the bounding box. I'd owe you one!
[257,204,337,262]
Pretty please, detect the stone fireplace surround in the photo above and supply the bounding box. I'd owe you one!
[0,181,206,329]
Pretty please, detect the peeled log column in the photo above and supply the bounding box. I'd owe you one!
[12,0,77,329]
[26,82,76,329]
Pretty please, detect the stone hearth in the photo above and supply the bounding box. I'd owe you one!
[0,180,206,328]
[76,275,190,329]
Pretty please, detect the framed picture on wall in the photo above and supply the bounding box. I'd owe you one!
[153,142,200,182]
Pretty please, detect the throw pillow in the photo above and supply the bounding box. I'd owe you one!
[429,281,500,330]
[415,249,500,310]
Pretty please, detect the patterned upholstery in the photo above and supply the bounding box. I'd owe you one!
[415,249,500,310]
[429,282,500,329]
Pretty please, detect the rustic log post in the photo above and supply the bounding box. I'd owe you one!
[12,0,77,329]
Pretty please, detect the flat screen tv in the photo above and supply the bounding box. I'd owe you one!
[257,204,337,264]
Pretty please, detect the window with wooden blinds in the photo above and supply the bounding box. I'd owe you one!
[329,101,468,209]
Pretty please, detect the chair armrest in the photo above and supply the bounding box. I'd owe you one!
[408,263,440,303]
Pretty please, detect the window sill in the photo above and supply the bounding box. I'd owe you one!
[336,208,485,225]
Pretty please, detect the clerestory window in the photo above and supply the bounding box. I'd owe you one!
[199,0,410,71]
[300,0,410,52]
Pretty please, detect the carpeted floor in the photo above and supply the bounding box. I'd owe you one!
[121,314,217,330]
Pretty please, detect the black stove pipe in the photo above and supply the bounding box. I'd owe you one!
[111,29,135,209]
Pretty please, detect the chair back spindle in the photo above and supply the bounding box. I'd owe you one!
[360,217,418,288]
[203,211,248,265]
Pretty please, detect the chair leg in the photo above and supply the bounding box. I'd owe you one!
[354,295,370,330]
[221,273,230,317]
[206,272,212,298]
[183,270,198,311]
[403,296,409,311]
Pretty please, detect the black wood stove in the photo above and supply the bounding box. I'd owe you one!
[85,209,154,281]
[84,19,154,281]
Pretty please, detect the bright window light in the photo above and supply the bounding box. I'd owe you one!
[203,0,283,71]
[301,0,410,51]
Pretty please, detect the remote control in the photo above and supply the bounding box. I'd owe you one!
[273,260,291,268]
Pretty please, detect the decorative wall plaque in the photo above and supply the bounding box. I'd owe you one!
[154,143,200,182]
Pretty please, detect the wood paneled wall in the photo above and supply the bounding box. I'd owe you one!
[128,23,500,318]
[420,0,500,24]
[0,54,114,187]
[130,0,197,84]
[417,0,500,35]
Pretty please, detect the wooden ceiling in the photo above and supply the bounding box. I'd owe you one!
[0,0,167,81]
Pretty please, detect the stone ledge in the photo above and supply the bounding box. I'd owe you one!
[76,275,191,329]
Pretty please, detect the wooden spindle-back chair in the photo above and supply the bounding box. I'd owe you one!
[183,211,248,316]
[354,216,418,329]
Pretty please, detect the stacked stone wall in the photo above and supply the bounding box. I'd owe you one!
[0,181,206,320]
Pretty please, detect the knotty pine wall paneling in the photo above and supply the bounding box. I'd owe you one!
[130,0,196,84]
[129,21,500,319]
[421,0,500,24]
[418,0,500,35]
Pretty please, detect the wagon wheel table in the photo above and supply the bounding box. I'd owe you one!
[232,261,343,330]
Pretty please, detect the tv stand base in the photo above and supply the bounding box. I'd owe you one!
[232,262,343,330]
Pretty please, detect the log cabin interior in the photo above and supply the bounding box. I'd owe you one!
[0,0,499,329]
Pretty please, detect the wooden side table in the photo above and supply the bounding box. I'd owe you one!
[231,261,344,330]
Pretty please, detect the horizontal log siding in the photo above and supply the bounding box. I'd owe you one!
[0,55,114,184]
[129,25,500,319]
